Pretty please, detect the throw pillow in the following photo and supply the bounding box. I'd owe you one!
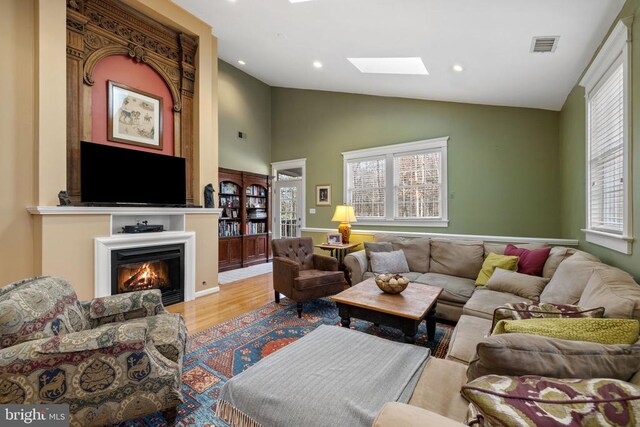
[504,244,551,276]
[369,250,410,274]
[429,239,484,280]
[579,266,640,320]
[462,375,640,427]
[492,318,640,345]
[539,254,604,304]
[485,268,549,300]
[492,302,605,330]
[364,242,393,272]
[475,253,519,286]
[466,333,640,382]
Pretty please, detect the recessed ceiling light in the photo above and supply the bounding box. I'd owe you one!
[238,60,246,65]
[453,64,464,72]
[347,57,428,75]
[313,61,323,69]
[289,0,313,3]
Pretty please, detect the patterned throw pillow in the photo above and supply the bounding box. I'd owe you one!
[492,318,640,345]
[492,302,605,330]
[463,375,640,427]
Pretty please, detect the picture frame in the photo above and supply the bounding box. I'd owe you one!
[327,233,342,244]
[108,80,163,149]
[316,184,331,206]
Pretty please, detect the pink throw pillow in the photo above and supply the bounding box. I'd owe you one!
[504,244,551,276]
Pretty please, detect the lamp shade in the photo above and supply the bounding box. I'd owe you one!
[331,205,357,223]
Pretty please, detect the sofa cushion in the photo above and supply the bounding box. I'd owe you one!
[579,266,640,320]
[504,244,551,276]
[467,333,640,382]
[485,268,549,300]
[392,237,431,273]
[462,375,640,427]
[445,315,493,365]
[370,250,410,274]
[463,288,531,320]
[414,273,475,304]
[539,254,604,304]
[0,276,89,349]
[475,253,519,286]
[492,318,640,345]
[429,239,484,280]
[542,247,599,279]
[408,357,469,422]
[373,403,466,427]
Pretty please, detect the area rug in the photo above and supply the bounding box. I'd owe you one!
[122,297,453,426]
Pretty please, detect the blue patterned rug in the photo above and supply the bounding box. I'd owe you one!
[122,297,453,426]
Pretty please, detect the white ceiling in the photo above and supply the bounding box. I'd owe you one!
[173,0,625,111]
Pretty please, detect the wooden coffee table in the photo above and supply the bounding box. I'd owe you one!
[330,278,443,343]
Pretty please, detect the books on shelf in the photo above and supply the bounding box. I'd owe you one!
[219,220,241,237]
[245,222,266,234]
[220,195,240,208]
[246,185,267,197]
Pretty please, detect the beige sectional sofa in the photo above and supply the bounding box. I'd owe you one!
[343,235,640,425]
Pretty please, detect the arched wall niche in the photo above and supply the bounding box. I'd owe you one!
[66,0,197,204]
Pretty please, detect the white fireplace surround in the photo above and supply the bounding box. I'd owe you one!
[95,231,196,302]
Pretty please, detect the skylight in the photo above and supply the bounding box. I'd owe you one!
[347,57,429,75]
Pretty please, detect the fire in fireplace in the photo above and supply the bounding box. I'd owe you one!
[111,244,184,306]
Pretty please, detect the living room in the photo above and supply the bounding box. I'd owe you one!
[2,0,640,426]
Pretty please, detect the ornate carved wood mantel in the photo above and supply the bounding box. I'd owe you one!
[66,0,198,204]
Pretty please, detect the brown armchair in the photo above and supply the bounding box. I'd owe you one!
[272,237,347,317]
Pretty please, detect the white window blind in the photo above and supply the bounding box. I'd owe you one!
[347,158,385,217]
[588,62,624,234]
[395,152,441,218]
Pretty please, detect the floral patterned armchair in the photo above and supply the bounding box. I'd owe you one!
[0,276,186,426]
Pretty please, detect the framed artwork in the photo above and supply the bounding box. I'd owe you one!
[316,184,331,206]
[327,233,342,244]
[108,81,163,149]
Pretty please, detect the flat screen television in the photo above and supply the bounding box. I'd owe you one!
[80,141,187,206]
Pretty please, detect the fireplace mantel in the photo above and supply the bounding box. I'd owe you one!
[28,206,222,215]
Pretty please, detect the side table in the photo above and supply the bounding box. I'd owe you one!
[314,242,360,285]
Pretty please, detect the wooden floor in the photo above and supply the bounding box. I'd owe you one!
[166,273,274,333]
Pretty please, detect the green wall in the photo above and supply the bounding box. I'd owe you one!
[218,59,271,174]
[559,0,640,280]
[271,88,561,237]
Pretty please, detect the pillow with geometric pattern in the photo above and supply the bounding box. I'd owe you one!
[491,302,605,330]
[463,375,640,427]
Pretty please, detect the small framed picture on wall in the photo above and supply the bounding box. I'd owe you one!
[316,184,331,206]
[108,80,163,149]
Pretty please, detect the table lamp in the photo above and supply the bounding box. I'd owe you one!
[331,205,357,244]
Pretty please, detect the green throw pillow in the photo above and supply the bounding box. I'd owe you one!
[475,252,519,286]
[492,318,639,345]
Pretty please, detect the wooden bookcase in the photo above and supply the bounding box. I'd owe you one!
[218,168,271,272]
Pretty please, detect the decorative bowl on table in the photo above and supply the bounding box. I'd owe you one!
[374,274,409,294]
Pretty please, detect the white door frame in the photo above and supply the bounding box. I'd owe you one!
[271,158,306,238]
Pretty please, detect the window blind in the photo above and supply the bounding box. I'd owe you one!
[588,62,624,233]
[394,152,441,218]
[347,158,385,217]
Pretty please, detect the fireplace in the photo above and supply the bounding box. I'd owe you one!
[111,244,184,306]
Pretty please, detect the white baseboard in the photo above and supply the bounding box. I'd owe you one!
[195,286,220,298]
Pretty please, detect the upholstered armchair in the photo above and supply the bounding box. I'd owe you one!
[0,276,186,427]
[272,237,347,317]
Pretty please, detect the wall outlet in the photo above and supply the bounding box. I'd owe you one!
[309,208,316,214]
[238,131,248,140]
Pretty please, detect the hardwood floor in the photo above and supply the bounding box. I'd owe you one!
[166,273,274,333]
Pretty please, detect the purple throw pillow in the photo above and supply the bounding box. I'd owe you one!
[504,244,551,276]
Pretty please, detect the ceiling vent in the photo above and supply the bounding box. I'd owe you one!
[531,36,559,53]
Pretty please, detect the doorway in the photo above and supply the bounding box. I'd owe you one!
[272,159,306,239]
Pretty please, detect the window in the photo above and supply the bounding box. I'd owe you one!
[343,137,448,226]
[580,19,632,254]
